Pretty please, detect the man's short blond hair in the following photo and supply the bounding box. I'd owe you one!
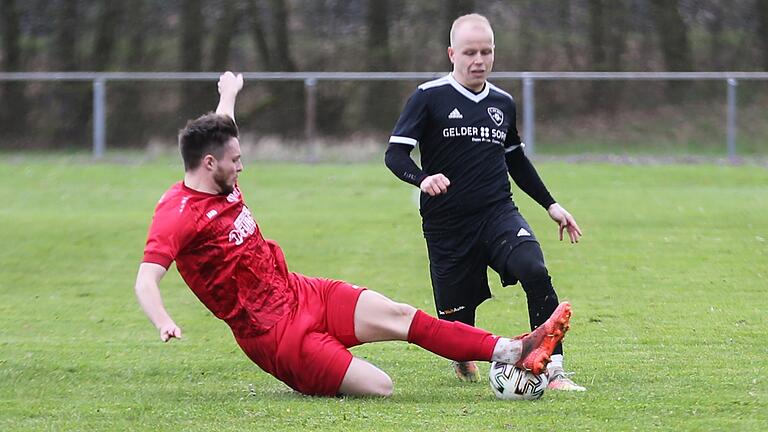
[449,13,494,47]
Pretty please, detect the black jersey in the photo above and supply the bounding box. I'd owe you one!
[389,74,524,233]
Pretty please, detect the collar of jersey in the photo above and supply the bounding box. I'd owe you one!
[180,180,234,197]
[447,73,490,103]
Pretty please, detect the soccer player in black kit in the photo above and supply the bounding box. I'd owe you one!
[385,14,586,391]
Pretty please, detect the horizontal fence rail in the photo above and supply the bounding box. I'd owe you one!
[2,71,767,159]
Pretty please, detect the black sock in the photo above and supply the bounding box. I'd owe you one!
[523,277,563,356]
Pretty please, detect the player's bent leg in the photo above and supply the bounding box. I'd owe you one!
[355,290,499,361]
[353,289,417,342]
[505,242,563,356]
[353,289,573,377]
[338,357,394,397]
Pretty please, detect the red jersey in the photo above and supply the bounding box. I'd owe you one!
[143,181,296,336]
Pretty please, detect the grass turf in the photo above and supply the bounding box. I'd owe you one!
[0,158,766,431]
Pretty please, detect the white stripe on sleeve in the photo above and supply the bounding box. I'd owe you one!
[389,136,418,146]
[505,143,524,153]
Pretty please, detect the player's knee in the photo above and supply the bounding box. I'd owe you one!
[376,299,416,326]
[519,261,549,283]
[359,370,393,397]
[392,302,417,323]
[340,360,394,397]
[373,374,394,397]
[507,242,549,283]
[383,302,417,340]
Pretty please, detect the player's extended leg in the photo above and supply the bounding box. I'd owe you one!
[344,289,570,394]
[504,241,586,391]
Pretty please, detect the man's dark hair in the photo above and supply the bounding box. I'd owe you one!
[178,113,239,171]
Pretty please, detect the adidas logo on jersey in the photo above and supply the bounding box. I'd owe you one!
[448,108,463,119]
[517,228,531,237]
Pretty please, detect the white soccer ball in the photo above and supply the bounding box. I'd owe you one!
[488,361,548,400]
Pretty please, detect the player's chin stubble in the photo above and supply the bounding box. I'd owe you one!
[214,176,235,195]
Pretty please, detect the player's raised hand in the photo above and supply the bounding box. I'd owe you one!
[159,322,182,342]
[420,174,451,196]
[216,71,243,120]
[218,71,243,96]
[547,203,582,243]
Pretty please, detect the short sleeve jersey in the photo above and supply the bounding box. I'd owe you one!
[143,182,296,337]
[390,73,524,232]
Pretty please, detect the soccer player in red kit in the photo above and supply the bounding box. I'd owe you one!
[134,71,573,397]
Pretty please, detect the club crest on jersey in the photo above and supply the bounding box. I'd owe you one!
[487,107,503,126]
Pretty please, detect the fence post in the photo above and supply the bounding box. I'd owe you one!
[304,77,318,162]
[93,77,106,159]
[522,76,535,155]
[726,78,738,160]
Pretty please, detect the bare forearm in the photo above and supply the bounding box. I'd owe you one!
[135,281,174,329]
[215,93,237,121]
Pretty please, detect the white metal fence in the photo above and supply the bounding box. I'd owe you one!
[2,71,768,159]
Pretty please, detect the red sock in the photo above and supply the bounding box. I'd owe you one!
[406,310,498,361]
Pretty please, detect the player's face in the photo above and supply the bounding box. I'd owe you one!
[212,137,243,195]
[448,23,494,92]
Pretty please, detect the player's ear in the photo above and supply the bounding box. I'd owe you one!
[447,46,455,63]
[202,154,216,171]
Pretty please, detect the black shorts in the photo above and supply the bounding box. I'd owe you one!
[424,201,538,316]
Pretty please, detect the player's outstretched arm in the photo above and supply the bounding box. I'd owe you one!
[215,71,244,122]
[135,262,182,342]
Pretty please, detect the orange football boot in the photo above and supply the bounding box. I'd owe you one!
[515,302,572,375]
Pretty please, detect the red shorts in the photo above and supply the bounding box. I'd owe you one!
[233,274,366,396]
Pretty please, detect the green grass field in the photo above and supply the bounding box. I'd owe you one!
[1,157,766,431]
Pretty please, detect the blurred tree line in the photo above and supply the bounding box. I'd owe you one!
[1,0,768,150]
